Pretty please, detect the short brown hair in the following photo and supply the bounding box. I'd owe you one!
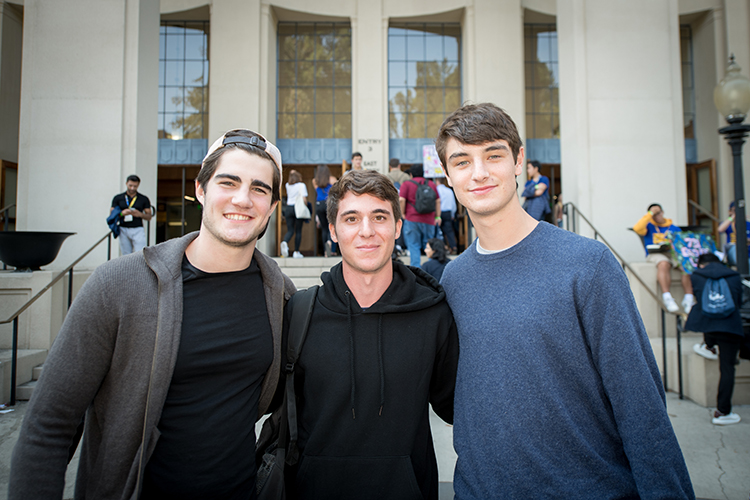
[327,170,402,224]
[288,169,302,185]
[435,103,523,175]
[197,129,281,205]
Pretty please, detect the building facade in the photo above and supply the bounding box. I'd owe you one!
[1,0,748,267]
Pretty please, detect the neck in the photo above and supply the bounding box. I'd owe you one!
[532,173,540,181]
[472,202,538,251]
[185,231,257,273]
[342,261,393,308]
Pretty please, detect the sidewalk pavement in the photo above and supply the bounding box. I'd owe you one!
[0,393,747,500]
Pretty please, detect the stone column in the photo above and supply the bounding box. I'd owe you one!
[17,0,159,268]
[557,0,686,263]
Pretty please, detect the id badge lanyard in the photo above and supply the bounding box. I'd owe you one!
[124,195,137,222]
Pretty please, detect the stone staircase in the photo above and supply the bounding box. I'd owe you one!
[0,349,47,403]
[273,255,342,289]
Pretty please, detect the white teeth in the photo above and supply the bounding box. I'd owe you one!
[225,214,251,220]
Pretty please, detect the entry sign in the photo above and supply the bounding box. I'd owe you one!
[423,145,444,178]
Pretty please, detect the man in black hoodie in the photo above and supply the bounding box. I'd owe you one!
[686,252,745,425]
[285,169,459,500]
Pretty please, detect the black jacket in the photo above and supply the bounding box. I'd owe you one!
[684,262,744,337]
[287,261,459,500]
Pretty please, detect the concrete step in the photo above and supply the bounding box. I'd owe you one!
[16,379,37,401]
[32,364,43,380]
[0,349,48,403]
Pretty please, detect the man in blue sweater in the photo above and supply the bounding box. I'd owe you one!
[436,103,694,499]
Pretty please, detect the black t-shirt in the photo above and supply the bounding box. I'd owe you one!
[111,191,151,228]
[140,256,273,500]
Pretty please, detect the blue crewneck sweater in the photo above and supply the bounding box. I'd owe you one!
[441,222,694,500]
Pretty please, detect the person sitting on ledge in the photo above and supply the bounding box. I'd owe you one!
[634,203,695,313]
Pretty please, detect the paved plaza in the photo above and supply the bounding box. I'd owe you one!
[0,393,746,499]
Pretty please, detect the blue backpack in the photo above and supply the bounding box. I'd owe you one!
[701,277,736,318]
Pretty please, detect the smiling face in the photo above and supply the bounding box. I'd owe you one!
[330,192,402,277]
[196,148,278,250]
[444,138,524,220]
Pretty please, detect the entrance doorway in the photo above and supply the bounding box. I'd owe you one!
[156,165,202,243]
[0,161,17,231]
[686,160,718,243]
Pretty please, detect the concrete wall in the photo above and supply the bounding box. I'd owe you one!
[16,0,159,269]
[558,0,689,263]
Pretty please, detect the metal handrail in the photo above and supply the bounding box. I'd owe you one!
[1,231,112,405]
[687,199,720,224]
[563,202,683,395]
[0,203,15,216]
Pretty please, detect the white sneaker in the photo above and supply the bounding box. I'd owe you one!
[663,295,680,313]
[693,343,718,360]
[280,241,289,257]
[682,294,696,314]
[293,251,303,259]
[712,411,741,425]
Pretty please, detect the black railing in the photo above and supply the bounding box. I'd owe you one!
[563,202,684,397]
[0,232,112,405]
[0,203,15,232]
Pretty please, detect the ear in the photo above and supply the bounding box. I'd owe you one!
[329,223,338,243]
[442,166,453,187]
[514,146,525,176]
[195,180,205,205]
[395,218,403,240]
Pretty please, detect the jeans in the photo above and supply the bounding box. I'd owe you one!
[403,219,437,267]
[440,211,457,250]
[726,244,750,269]
[283,205,304,252]
[119,226,146,255]
[315,200,330,251]
[705,332,742,414]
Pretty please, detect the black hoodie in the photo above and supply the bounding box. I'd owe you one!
[287,260,459,500]
[684,262,744,337]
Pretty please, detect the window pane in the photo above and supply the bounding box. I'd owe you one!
[297,62,315,85]
[315,88,333,113]
[298,36,315,60]
[164,113,182,139]
[525,89,534,113]
[159,35,166,60]
[407,36,425,60]
[278,87,296,113]
[183,87,202,113]
[164,87,182,113]
[183,113,204,138]
[159,61,165,85]
[279,61,296,85]
[426,113,444,138]
[425,36,442,61]
[184,61,205,86]
[444,35,459,61]
[296,87,314,113]
[405,61,419,87]
[315,61,333,86]
[445,88,460,112]
[278,113,295,138]
[534,114,552,139]
[165,61,184,86]
[334,61,351,85]
[165,34,184,60]
[316,35,334,60]
[534,88,551,113]
[389,36,406,60]
[389,62,407,87]
[408,87,424,113]
[297,113,314,138]
[334,88,351,113]
[334,36,351,61]
[444,63,460,86]
[525,115,534,138]
[278,24,296,36]
[334,113,351,138]
[279,35,296,60]
[418,61,442,87]
[407,113,426,138]
[185,34,206,60]
[389,112,404,139]
[426,88,443,113]
[315,114,333,138]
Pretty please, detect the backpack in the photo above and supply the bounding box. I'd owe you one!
[701,277,736,318]
[408,179,437,214]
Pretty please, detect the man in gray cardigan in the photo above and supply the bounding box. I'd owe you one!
[9,129,296,499]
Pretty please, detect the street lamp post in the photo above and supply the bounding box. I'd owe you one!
[714,55,750,276]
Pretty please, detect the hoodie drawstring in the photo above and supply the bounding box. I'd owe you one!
[345,291,386,418]
[346,291,356,419]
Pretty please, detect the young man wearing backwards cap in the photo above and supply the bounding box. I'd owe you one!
[9,129,296,499]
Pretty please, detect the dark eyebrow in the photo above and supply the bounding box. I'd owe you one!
[447,143,509,162]
[214,173,241,183]
[339,208,392,218]
[251,179,272,192]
